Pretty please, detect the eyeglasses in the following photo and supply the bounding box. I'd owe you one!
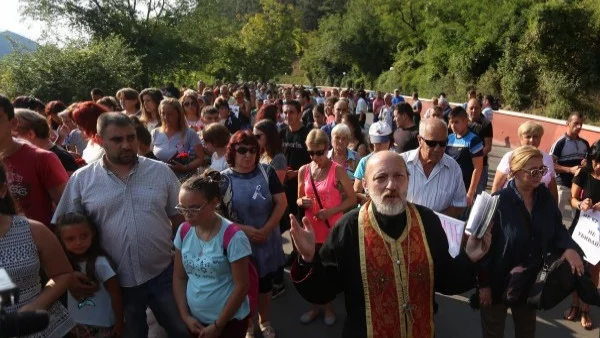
[236,146,257,155]
[521,166,549,178]
[175,202,207,216]
[183,101,196,107]
[307,150,326,157]
[422,138,448,148]
[253,133,264,139]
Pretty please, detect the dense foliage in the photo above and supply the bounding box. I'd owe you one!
[2,0,600,118]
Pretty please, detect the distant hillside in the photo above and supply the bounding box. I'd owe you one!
[0,31,37,58]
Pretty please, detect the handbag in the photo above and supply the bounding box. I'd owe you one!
[308,166,331,228]
[526,252,574,310]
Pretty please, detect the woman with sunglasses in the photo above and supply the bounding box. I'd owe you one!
[477,145,583,338]
[219,130,287,338]
[491,121,558,201]
[180,89,204,132]
[563,140,600,329]
[296,129,356,326]
[173,170,252,338]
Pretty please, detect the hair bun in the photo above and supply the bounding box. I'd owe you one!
[203,169,222,183]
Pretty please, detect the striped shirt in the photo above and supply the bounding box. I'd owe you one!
[550,134,589,187]
[401,148,467,212]
[52,156,181,287]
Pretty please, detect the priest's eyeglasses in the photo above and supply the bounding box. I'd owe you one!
[521,166,548,178]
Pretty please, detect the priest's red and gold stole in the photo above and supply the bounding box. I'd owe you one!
[358,201,434,338]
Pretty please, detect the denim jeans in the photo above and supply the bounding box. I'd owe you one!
[121,263,189,338]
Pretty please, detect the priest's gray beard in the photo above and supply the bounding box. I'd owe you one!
[371,192,406,216]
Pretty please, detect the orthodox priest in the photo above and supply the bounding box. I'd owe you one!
[290,150,492,338]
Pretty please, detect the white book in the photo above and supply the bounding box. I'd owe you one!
[464,191,499,238]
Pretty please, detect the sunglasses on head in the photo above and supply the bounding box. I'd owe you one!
[307,150,326,157]
[236,146,257,155]
[422,138,448,148]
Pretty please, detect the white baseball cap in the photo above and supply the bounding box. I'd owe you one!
[368,121,392,144]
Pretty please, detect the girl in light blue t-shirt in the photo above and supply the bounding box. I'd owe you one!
[173,171,252,338]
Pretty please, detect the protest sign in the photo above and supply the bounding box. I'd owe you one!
[435,212,465,258]
[572,210,600,265]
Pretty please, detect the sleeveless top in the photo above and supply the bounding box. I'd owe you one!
[0,216,74,337]
[220,165,285,277]
[303,162,343,244]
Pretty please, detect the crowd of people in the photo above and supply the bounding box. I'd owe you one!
[0,81,595,338]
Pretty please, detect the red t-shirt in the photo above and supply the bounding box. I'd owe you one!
[4,143,69,227]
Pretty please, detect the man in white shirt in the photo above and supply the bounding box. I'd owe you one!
[482,95,494,121]
[401,118,467,219]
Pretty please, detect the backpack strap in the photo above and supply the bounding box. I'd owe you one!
[179,222,192,242]
[257,163,269,184]
[223,223,241,256]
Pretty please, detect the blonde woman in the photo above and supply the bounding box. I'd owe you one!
[151,98,204,179]
[491,121,558,202]
[478,145,583,338]
[297,129,356,326]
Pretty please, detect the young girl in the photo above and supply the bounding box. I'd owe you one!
[173,171,252,338]
[55,212,124,337]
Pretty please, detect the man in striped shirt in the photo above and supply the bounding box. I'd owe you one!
[401,118,467,219]
[550,111,589,221]
[53,113,188,337]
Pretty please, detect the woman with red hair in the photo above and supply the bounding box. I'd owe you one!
[72,101,108,164]
[219,131,287,338]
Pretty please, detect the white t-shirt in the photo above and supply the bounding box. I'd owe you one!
[210,153,229,172]
[81,141,105,164]
[67,257,116,327]
[482,107,494,121]
[497,150,555,187]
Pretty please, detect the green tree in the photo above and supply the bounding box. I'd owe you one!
[0,36,142,103]
[19,0,202,86]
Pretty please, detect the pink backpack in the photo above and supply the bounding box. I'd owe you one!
[180,222,259,315]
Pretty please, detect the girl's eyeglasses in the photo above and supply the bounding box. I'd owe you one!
[175,202,207,216]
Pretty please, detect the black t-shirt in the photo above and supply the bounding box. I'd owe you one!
[301,105,314,128]
[393,125,419,154]
[469,116,493,166]
[50,144,79,172]
[570,167,600,229]
[573,167,600,204]
[225,111,242,134]
[280,125,311,170]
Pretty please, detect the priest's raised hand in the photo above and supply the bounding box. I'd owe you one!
[289,214,316,263]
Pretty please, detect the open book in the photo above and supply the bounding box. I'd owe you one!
[464,191,499,239]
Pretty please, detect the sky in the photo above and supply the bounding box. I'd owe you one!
[0,0,45,41]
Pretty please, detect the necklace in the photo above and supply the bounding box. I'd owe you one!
[372,207,414,322]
